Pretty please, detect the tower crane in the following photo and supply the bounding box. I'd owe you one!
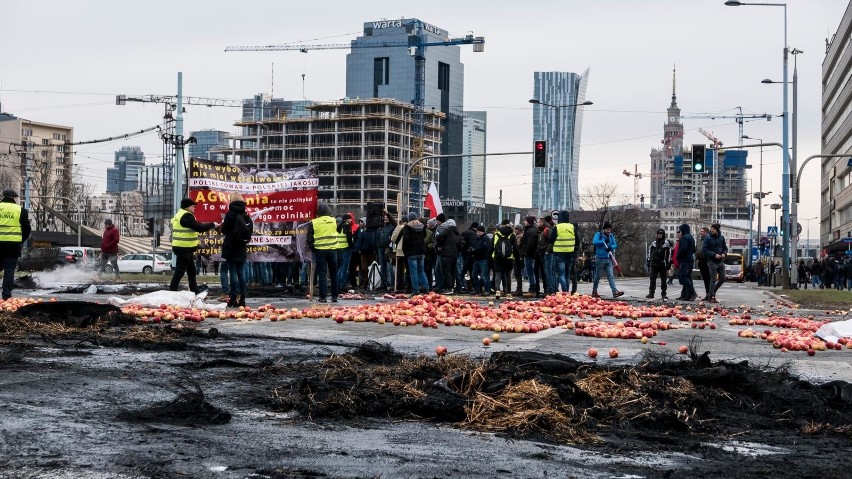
[225,21,485,211]
[698,127,723,148]
[681,107,773,145]
[622,164,645,206]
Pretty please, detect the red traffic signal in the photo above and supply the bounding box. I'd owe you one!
[534,140,547,168]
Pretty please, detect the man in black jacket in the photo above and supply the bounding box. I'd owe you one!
[702,223,728,302]
[646,229,671,300]
[169,198,219,294]
[520,215,540,296]
[676,224,698,301]
[436,219,461,294]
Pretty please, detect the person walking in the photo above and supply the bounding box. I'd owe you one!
[436,218,460,294]
[550,210,577,294]
[591,222,623,299]
[695,227,711,299]
[645,228,671,300]
[221,193,253,307]
[492,220,519,299]
[809,259,822,289]
[675,224,698,301]
[797,259,809,290]
[307,203,340,303]
[702,223,728,303]
[168,198,219,294]
[398,212,428,294]
[0,190,30,301]
[97,218,120,281]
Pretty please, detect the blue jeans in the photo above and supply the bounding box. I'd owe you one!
[338,250,352,288]
[219,259,230,294]
[377,247,393,288]
[543,253,555,293]
[407,254,428,292]
[2,256,16,299]
[554,252,574,293]
[472,259,490,293]
[811,274,821,288]
[593,256,618,294]
[314,250,339,299]
[524,256,538,292]
[227,260,247,299]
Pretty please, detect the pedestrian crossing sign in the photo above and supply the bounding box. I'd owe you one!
[767,226,778,237]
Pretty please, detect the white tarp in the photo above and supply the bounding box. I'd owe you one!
[815,319,852,343]
[108,290,226,311]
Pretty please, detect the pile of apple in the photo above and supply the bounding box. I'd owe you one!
[0,297,56,312]
[728,314,828,332]
[737,327,852,354]
[123,303,303,323]
[570,319,676,340]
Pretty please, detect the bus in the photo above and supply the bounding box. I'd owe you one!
[724,253,744,283]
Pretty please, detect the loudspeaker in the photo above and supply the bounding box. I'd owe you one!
[366,202,384,230]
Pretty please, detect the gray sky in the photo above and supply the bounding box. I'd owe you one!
[0,0,846,238]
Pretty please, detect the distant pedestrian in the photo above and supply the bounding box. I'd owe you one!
[675,224,697,301]
[591,221,623,299]
[168,198,219,294]
[0,189,30,301]
[797,259,809,289]
[695,227,711,299]
[702,223,728,302]
[645,228,671,300]
[97,218,120,281]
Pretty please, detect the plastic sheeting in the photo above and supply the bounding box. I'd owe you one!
[815,319,852,344]
[108,290,226,311]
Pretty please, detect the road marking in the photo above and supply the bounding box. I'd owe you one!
[511,327,568,341]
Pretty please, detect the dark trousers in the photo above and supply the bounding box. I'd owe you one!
[678,261,696,299]
[459,255,474,291]
[2,256,16,299]
[697,259,711,296]
[708,260,726,296]
[425,254,436,290]
[649,264,668,295]
[442,255,457,291]
[314,249,339,299]
[169,248,198,292]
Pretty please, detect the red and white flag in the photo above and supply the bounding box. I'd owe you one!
[424,182,443,219]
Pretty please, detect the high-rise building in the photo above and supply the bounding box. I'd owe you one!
[189,130,230,162]
[531,70,590,211]
[345,19,466,204]
[462,111,486,204]
[106,146,145,193]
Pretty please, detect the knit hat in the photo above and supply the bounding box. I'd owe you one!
[436,213,446,222]
[2,189,18,198]
[407,212,418,221]
[602,221,612,230]
[543,216,554,225]
[476,225,485,233]
[525,215,537,225]
[711,223,721,231]
[180,198,196,208]
[104,218,113,226]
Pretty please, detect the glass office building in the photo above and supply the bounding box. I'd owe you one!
[531,70,590,211]
[106,146,145,193]
[462,111,486,204]
[188,130,229,162]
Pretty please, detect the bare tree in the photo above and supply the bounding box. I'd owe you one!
[71,172,104,228]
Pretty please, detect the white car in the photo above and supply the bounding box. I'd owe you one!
[111,253,171,274]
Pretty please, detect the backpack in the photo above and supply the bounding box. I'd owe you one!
[232,213,253,245]
[494,234,512,260]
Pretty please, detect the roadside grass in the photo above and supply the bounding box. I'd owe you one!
[781,288,852,310]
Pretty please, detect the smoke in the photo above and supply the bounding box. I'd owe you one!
[31,264,100,287]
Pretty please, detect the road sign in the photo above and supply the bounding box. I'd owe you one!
[845,250,852,255]
[767,226,778,237]
[842,237,852,243]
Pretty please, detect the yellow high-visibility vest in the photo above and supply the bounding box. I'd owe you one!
[311,216,338,250]
[0,203,22,243]
[171,209,198,248]
[552,223,576,253]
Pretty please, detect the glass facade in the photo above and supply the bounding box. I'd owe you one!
[106,146,145,193]
[189,130,230,162]
[462,111,486,203]
[531,70,589,211]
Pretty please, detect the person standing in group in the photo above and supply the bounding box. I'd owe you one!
[436,218,460,294]
[540,216,556,295]
[337,213,356,290]
[307,203,339,303]
[457,222,479,293]
[645,229,671,300]
[695,227,711,299]
[397,212,428,294]
[492,220,519,299]
[809,259,822,289]
[0,190,30,301]
[168,198,219,294]
[377,212,396,291]
[390,217,409,293]
[591,221,623,299]
[675,224,698,301]
[797,259,809,290]
[97,218,120,281]
[221,193,253,307]
[520,216,540,297]
[470,225,492,294]
[512,225,525,295]
[550,210,577,295]
[702,223,728,303]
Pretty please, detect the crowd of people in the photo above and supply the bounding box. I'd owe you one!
[653,222,729,303]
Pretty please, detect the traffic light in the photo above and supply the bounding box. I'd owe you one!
[534,140,547,168]
[146,217,155,235]
[691,144,706,173]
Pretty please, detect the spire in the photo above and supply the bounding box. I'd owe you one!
[670,64,678,109]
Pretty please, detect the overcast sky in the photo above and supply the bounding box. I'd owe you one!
[0,0,847,238]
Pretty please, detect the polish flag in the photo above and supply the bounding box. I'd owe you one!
[424,182,443,219]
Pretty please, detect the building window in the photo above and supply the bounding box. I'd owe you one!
[438,62,450,92]
[22,128,32,137]
[374,57,389,85]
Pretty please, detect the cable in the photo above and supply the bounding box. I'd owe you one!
[69,125,161,146]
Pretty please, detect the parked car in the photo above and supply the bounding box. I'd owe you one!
[60,247,101,269]
[18,248,78,272]
[103,253,170,274]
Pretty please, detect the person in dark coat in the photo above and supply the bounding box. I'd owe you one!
[169,198,219,294]
[492,220,519,298]
[470,225,492,294]
[398,212,428,294]
[436,218,461,294]
[695,227,711,299]
[221,193,253,307]
[0,189,30,300]
[520,216,540,295]
[377,212,397,290]
[676,223,697,301]
[457,222,479,293]
[645,228,671,299]
[701,223,728,302]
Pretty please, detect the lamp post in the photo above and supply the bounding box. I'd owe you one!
[742,134,767,260]
[529,99,593,211]
[725,0,790,288]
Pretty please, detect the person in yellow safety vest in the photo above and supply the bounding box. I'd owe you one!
[307,202,340,302]
[549,210,578,294]
[0,189,31,300]
[168,198,219,294]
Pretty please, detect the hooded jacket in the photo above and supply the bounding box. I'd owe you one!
[702,229,728,263]
[399,219,426,256]
[521,223,539,257]
[492,224,519,261]
[101,224,120,254]
[549,210,579,254]
[221,200,252,262]
[676,224,696,264]
[646,235,672,269]
[436,219,460,258]
[592,229,617,259]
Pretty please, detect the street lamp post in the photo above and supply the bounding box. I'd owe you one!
[725,0,791,288]
[529,99,593,211]
[742,134,766,260]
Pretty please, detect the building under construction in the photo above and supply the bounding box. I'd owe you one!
[218,97,444,216]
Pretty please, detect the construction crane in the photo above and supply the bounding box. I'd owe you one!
[698,127,723,148]
[225,21,485,211]
[622,165,643,206]
[681,107,773,145]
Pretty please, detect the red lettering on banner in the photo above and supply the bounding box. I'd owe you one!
[191,189,318,223]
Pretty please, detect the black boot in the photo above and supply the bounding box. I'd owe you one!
[227,296,238,308]
[238,296,246,307]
